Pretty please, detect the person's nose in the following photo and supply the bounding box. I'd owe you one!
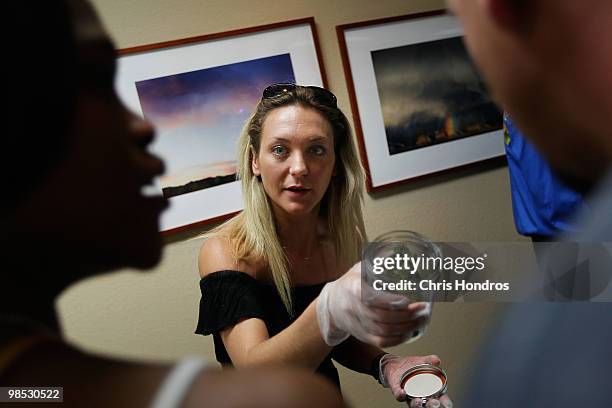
[129,110,155,149]
[128,111,165,178]
[289,151,308,178]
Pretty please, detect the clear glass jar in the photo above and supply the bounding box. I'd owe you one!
[362,230,442,342]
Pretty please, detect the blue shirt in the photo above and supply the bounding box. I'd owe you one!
[504,115,584,236]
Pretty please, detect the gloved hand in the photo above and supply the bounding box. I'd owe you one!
[316,263,429,347]
[380,354,453,408]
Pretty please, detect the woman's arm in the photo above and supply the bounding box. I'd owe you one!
[330,337,384,376]
[220,301,331,369]
[199,237,332,370]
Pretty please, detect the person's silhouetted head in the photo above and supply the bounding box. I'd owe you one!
[447,0,612,192]
[4,0,167,282]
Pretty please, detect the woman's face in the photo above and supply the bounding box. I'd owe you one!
[253,105,336,217]
[19,0,167,270]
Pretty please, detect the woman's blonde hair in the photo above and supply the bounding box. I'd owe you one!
[207,85,366,314]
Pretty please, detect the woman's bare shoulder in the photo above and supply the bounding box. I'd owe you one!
[198,235,256,278]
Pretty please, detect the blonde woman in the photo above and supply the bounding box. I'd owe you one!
[197,84,451,406]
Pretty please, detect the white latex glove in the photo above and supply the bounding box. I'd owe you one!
[316,263,429,347]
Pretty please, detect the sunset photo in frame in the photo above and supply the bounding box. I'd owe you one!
[116,18,327,233]
[337,11,504,192]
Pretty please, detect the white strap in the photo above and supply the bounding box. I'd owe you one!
[149,357,208,408]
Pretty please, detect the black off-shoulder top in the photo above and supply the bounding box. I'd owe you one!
[195,270,340,388]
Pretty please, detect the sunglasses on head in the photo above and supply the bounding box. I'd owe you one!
[262,83,337,108]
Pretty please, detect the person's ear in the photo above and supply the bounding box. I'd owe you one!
[484,0,526,32]
[251,146,261,176]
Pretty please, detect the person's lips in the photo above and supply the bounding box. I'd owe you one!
[284,185,312,196]
[139,154,169,212]
[140,182,169,211]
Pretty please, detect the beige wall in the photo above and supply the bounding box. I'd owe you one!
[58,0,526,406]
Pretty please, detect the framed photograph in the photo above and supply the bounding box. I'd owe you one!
[337,11,504,192]
[116,18,328,234]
